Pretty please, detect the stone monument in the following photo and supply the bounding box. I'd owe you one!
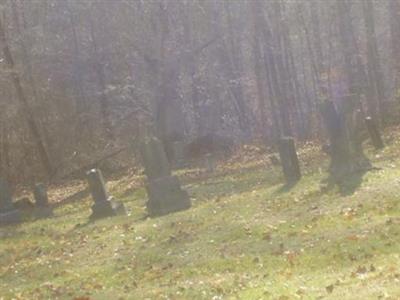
[86,169,126,220]
[277,137,301,184]
[141,137,191,217]
[33,183,53,218]
[0,178,21,225]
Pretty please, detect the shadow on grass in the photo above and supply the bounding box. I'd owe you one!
[321,168,370,197]
[180,164,273,186]
[120,187,137,198]
[52,163,275,210]
[71,214,149,232]
[337,169,369,196]
[187,168,283,203]
[273,180,299,194]
[52,188,90,209]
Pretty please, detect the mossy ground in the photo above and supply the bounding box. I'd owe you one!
[1,129,400,300]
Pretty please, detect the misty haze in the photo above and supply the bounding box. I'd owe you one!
[1,0,400,299]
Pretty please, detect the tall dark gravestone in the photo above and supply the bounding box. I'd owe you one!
[277,137,301,184]
[86,169,126,220]
[141,137,191,217]
[365,117,384,150]
[0,178,21,225]
[33,183,53,218]
[141,137,171,180]
[320,100,352,177]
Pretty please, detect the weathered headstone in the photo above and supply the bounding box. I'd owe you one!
[204,153,216,173]
[34,183,49,207]
[87,169,126,220]
[320,100,371,178]
[140,137,171,180]
[33,183,53,218]
[277,137,301,184]
[320,100,352,177]
[141,137,191,217]
[0,178,21,225]
[365,117,384,150]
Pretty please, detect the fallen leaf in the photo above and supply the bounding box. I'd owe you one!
[326,284,334,294]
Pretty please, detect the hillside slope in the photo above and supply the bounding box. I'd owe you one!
[1,130,400,300]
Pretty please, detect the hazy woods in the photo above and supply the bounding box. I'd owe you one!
[0,0,399,184]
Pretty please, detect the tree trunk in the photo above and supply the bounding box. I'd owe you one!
[388,0,400,101]
[250,1,268,140]
[297,4,320,139]
[257,5,287,139]
[362,0,385,124]
[0,17,53,178]
[271,2,293,137]
[213,1,250,136]
[154,3,186,158]
[65,0,88,125]
[89,5,114,141]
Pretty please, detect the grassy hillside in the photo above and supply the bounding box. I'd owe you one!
[1,129,400,300]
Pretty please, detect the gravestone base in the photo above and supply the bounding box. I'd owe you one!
[0,209,22,225]
[146,176,191,217]
[34,206,54,219]
[13,197,35,212]
[90,197,126,220]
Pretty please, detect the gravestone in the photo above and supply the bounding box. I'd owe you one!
[320,100,352,177]
[141,137,191,217]
[33,183,53,218]
[205,153,216,173]
[140,137,171,180]
[365,117,384,150]
[86,169,126,220]
[277,137,301,184]
[0,178,21,225]
[320,100,370,178]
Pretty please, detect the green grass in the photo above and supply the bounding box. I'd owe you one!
[1,131,400,299]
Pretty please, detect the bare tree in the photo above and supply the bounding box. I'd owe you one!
[0,15,53,177]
